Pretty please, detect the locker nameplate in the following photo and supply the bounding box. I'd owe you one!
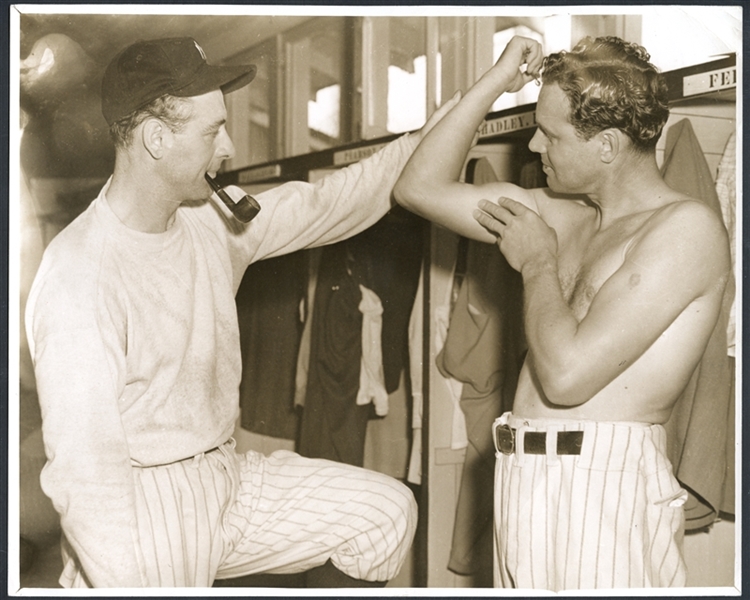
[237,164,282,184]
[683,66,736,97]
[334,143,388,166]
[479,110,536,139]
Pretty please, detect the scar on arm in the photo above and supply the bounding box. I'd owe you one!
[628,273,641,289]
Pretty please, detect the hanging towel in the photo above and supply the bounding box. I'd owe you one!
[357,284,389,416]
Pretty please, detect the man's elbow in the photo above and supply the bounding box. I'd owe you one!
[536,367,590,407]
[393,175,425,212]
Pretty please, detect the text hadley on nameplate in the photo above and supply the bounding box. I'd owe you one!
[238,163,282,184]
[333,143,389,166]
[682,66,736,97]
[478,110,536,139]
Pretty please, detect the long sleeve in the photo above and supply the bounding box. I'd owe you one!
[221,134,419,288]
[24,131,420,588]
[27,249,147,587]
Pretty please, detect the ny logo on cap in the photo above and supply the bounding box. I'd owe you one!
[193,40,207,60]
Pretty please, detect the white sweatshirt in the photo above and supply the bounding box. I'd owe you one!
[25,134,417,587]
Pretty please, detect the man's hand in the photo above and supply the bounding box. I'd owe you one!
[474,197,557,274]
[492,36,544,93]
[415,35,542,144]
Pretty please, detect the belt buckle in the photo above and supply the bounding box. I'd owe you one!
[495,423,515,455]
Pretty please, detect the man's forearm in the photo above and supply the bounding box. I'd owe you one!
[396,36,542,203]
[397,70,516,197]
[521,258,583,405]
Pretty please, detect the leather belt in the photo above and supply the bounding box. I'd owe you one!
[494,424,584,455]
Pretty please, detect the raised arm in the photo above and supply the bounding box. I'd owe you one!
[219,93,459,277]
[394,36,544,242]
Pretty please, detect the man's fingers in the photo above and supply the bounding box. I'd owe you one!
[513,37,543,70]
[477,200,506,221]
[473,209,502,236]
[524,42,544,77]
[479,197,525,217]
[501,196,525,215]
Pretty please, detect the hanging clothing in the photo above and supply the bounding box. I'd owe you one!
[298,208,424,466]
[357,284,388,416]
[715,131,736,357]
[431,261,469,452]
[297,241,372,466]
[406,269,425,485]
[714,131,737,517]
[354,207,425,393]
[293,247,323,408]
[660,118,735,527]
[437,157,530,576]
[236,251,306,440]
[439,240,527,575]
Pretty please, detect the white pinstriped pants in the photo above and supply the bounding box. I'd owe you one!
[63,440,417,587]
[493,413,687,591]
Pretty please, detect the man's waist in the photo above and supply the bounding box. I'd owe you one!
[129,437,234,468]
[494,423,584,456]
[493,411,666,459]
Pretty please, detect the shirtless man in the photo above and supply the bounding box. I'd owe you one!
[394,36,730,590]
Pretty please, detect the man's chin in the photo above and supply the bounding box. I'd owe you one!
[545,177,573,195]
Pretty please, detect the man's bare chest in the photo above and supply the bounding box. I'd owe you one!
[556,224,638,319]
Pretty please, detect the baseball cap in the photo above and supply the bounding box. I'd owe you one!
[101,37,256,125]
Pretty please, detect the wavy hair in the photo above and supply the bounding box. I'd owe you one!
[541,36,669,153]
[109,95,194,149]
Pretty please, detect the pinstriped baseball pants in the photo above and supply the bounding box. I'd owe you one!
[493,413,687,590]
[62,440,417,587]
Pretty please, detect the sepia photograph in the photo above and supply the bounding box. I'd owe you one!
[9,3,741,594]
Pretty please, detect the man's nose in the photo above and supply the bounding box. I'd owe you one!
[218,128,236,161]
[528,128,544,154]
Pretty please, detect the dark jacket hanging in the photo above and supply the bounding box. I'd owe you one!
[236,251,307,441]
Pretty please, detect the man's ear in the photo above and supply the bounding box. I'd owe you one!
[141,118,170,160]
[598,128,620,164]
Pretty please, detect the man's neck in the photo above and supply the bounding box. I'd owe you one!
[587,152,676,229]
[106,166,177,233]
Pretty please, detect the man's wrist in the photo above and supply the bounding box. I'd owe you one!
[521,254,557,282]
[486,64,518,94]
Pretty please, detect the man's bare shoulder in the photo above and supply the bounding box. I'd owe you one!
[526,187,594,228]
[626,197,731,292]
[634,197,728,247]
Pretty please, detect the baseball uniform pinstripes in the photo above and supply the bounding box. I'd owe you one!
[219,448,416,582]
[64,441,416,588]
[493,412,687,590]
